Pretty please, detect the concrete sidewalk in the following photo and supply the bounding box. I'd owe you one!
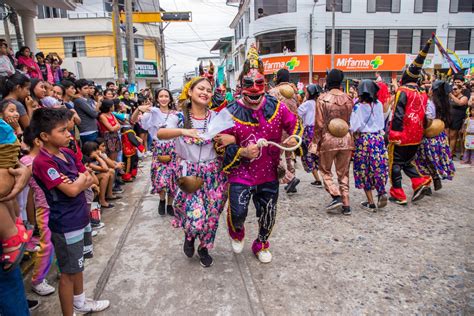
[28,159,474,315]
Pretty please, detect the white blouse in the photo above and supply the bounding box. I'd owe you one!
[350,100,385,133]
[164,111,218,162]
[425,100,436,120]
[140,108,174,144]
[297,100,316,127]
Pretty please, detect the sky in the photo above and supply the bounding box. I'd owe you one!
[159,0,237,90]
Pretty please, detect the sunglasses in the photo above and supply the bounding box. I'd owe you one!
[242,77,265,88]
[452,88,458,91]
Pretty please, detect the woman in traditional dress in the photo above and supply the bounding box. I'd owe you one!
[139,88,178,216]
[297,84,323,186]
[157,77,233,268]
[415,80,455,191]
[350,79,388,212]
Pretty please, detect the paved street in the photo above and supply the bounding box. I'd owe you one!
[28,158,474,315]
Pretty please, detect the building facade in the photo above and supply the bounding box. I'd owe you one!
[0,0,162,89]
[230,0,473,85]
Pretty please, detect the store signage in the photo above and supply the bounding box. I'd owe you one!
[313,54,406,72]
[123,61,158,78]
[406,54,434,68]
[441,54,474,69]
[261,55,309,75]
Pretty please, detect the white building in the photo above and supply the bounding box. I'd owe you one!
[229,0,474,85]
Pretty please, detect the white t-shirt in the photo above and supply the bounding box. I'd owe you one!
[350,100,385,133]
[297,99,316,127]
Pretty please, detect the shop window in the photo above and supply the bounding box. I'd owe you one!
[256,30,296,55]
[254,0,297,20]
[325,29,342,54]
[397,29,413,53]
[420,29,436,53]
[350,29,365,54]
[63,36,86,58]
[374,29,389,53]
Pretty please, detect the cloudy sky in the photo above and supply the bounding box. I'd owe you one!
[159,0,237,90]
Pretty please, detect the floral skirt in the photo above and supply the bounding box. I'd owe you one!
[353,131,388,195]
[150,140,177,195]
[414,132,455,180]
[301,125,319,173]
[103,131,121,154]
[173,158,228,250]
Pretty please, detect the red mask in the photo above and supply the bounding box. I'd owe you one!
[241,70,265,106]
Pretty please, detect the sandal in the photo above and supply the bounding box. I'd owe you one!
[1,222,32,272]
[106,195,122,201]
[101,203,115,209]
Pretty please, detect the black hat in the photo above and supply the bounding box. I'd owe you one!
[401,34,434,84]
[326,69,344,90]
[307,84,323,98]
[358,79,379,101]
[276,68,290,84]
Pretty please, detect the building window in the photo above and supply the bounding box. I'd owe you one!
[374,29,389,53]
[104,0,135,12]
[256,30,296,55]
[326,0,351,12]
[450,0,474,12]
[254,0,297,20]
[422,0,438,12]
[63,36,86,57]
[37,5,68,19]
[134,38,144,59]
[454,29,472,51]
[376,0,392,12]
[350,29,365,53]
[397,29,413,53]
[325,29,342,54]
[420,29,436,53]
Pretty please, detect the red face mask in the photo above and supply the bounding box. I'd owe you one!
[241,71,265,106]
[202,72,215,87]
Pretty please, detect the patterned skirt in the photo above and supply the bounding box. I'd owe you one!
[103,131,121,154]
[301,125,319,173]
[150,140,177,195]
[173,158,228,250]
[353,131,388,195]
[414,132,455,180]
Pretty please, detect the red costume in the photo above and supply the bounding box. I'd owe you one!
[121,127,145,182]
[387,35,434,204]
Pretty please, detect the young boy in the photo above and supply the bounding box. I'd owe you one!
[31,108,109,315]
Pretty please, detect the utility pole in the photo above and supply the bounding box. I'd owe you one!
[8,8,23,48]
[156,0,168,88]
[125,0,135,85]
[330,0,336,69]
[112,0,125,83]
[309,10,314,84]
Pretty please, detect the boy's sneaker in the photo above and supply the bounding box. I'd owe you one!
[389,196,407,206]
[360,201,377,212]
[377,194,388,209]
[91,230,98,237]
[197,247,214,268]
[84,251,93,259]
[285,177,300,193]
[326,196,343,212]
[341,206,352,216]
[112,187,124,194]
[32,279,55,296]
[74,298,110,314]
[28,299,40,312]
[183,237,195,258]
[231,239,244,254]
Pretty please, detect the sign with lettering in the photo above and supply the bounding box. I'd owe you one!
[123,61,158,78]
[313,54,407,72]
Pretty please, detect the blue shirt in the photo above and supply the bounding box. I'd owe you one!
[0,119,17,145]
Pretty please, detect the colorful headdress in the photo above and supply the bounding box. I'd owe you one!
[241,44,264,79]
[178,76,202,102]
[401,34,434,84]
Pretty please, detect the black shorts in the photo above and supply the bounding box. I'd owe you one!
[449,107,468,131]
[51,229,85,274]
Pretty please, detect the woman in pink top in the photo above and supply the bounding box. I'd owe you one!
[16,46,42,79]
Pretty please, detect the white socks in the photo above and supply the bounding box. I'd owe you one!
[73,292,85,308]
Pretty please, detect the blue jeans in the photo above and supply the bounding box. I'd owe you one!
[0,266,29,316]
[80,131,99,145]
